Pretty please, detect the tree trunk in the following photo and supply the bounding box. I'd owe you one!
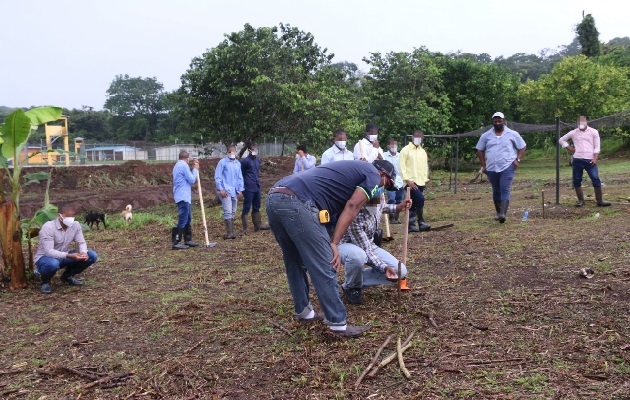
[0,200,27,289]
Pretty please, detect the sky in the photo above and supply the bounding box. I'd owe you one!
[1,0,628,110]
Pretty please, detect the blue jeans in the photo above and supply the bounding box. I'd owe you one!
[338,243,407,289]
[218,193,238,220]
[35,250,98,277]
[266,193,346,326]
[176,201,192,229]
[386,188,404,205]
[486,164,516,201]
[242,189,262,215]
[572,158,601,188]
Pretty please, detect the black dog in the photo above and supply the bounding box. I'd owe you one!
[85,211,107,229]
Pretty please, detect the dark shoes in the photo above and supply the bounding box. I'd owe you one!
[296,310,324,324]
[61,275,84,286]
[330,324,372,338]
[40,283,52,294]
[418,221,431,231]
[343,286,364,304]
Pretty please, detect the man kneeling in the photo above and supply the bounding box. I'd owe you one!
[339,196,411,304]
[34,203,98,294]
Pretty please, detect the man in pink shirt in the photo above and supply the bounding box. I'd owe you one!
[559,116,611,207]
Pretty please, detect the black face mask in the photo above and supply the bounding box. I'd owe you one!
[493,123,504,131]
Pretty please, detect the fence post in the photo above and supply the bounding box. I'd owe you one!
[555,117,560,205]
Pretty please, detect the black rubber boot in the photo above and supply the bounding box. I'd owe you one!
[575,187,585,207]
[498,200,509,224]
[408,212,420,233]
[223,219,237,239]
[252,212,269,231]
[594,186,610,207]
[390,212,401,224]
[241,215,249,235]
[417,208,431,231]
[40,273,54,294]
[184,224,199,247]
[172,227,189,250]
[494,200,502,220]
[373,228,383,247]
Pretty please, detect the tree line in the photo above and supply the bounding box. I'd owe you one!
[2,15,629,157]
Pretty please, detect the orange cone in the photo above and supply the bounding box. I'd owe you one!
[399,278,411,291]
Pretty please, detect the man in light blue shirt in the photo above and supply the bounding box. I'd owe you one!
[172,151,199,249]
[320,129,354,165]
[383,138,405,224]
[215,145,245,239]
[293,144,317,174]
[476,112,527,223]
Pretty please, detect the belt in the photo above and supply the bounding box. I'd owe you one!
[269,187,296,196]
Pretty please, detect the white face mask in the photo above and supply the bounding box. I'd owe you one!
[368,135,378,142]
[389,146,397,153]
[366,205,379,218]
[60,215,75,227]
[413,137,423,146]
[335,140,346,149]
[251,151,258,156]
[228,153,236,159]
[579,124,586,130]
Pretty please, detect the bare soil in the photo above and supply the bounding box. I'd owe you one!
[1,157,629,399]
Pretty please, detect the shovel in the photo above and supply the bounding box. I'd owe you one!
[196,168,217,249]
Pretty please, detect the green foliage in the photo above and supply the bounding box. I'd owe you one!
[576,14,601,57]
[517,55,630,122]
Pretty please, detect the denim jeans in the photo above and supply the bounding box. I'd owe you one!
[266,193,346,326]
[338,243,407,289]
[486,164,516,201]
[218,193,238,220]
[406,185,426,212]
[35,250,98,277]
[386,188,404,205]
[176,201,192,229]
[242,189,262,215]
[572,158,601,187]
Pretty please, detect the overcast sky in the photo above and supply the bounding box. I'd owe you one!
[1,0,627,110]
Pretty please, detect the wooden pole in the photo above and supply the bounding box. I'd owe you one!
[541,190,545,219]
[398,187,411,312]
[196,169,216,248]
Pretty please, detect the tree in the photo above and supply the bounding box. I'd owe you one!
[180,23,352,151]
[576,14,601,57]
[104,74,165,141]
[517,55,630,122]
[362,48,451,139]
[599,37,630,68]
[64,107,112,141]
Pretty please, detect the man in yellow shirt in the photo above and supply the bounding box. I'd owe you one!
[399,130,431,232]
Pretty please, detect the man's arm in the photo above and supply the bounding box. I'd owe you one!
[476,150,486,173]
[559,131,575,154]
[39,225,67,259]
[304,155,317,170]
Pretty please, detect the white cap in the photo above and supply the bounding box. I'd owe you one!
[492,112,505,119]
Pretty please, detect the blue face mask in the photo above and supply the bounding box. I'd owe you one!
[373,187,383,198]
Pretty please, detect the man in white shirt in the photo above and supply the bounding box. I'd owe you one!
[320,129,354,165]
[383,138,405,224]
[353,124,383,163]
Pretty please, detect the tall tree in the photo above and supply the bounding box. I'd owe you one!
[576,14,601,57]
[104,74,165,141]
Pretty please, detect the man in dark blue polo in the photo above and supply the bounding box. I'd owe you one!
[240,141,269,233]
[266,160,397,338]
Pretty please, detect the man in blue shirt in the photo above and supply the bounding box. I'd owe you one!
[293,144,316,174]
[266,160,397,338]
[240,141,269,233]
[215,145,245,239]
[383,138,405,224]
[320,129,354,165]
[172,151,200,249]
[476,112,527,223]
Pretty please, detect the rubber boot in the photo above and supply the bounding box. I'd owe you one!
[40,273,54,294]
[417,208,431,232]
[252,212,269,231]
[241,215,249,235]
[373,229,383,247]
[594,186,611,207]
[223,219,237,239]
[574,187,585,207]
[408,212,420,233]
[184,224,199,247]
[494,200,502,220]
[498,200,509,224]
[172,227,189,250]
[390,212,401,224]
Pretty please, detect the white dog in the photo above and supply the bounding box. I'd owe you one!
[121,204,133,223]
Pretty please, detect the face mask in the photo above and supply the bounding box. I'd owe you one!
[389,147,397,153]
[60,215,75,227]
[335,140,346,149]
[366,205,379,218]
[373,187,383,198]
[579,124,585,130]
[493,123,504,131]
[228,153,236,159]
[413,138,422,146]
[368,135,377,142]
[251,151,258,156]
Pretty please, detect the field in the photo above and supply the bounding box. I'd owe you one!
[1,156,629,399]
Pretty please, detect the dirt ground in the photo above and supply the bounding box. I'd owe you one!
[1,156,629,399]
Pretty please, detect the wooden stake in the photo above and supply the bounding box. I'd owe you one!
[196,168,216,248]
[397,337,411,379]
[541,190,545,219]
[354,334,393,389]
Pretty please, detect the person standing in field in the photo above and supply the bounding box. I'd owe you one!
[383,138,405,224]
[172,150,200,249]
[354,124,383,162]
[215,145,244,239]
[240,141,270,233]
[399,130,432,232]
[320,129,354,165]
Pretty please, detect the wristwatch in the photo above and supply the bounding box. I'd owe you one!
[516,158,521,163]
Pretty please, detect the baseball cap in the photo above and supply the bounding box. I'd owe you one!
[372,160,396,182]
[492,112,505,119]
